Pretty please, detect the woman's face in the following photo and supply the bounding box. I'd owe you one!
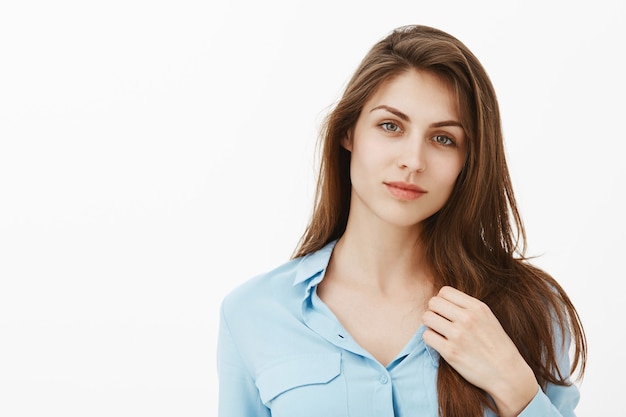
[342,69,467,230]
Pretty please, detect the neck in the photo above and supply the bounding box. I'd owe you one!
[329,217,432,296]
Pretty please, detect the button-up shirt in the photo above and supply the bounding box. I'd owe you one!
[217,241,580,416]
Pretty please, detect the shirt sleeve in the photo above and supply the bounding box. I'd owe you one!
[517,325,581,417]
[518,385,579,417]
[217,302,270,417]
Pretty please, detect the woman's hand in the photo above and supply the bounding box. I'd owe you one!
[422,286,539,417]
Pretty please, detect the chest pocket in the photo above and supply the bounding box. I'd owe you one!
[255,352,347,417]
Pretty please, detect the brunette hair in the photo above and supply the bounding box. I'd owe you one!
[293,25,586,417]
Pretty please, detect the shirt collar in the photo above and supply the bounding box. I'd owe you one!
[292,239,440,366]
[292,240,337,288]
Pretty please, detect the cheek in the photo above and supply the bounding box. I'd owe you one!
[449,150,466,178]
[437,154,464,181]
[351,140,390,170]
[432,158,465,201]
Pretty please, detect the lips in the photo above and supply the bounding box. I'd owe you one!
[384,181,426,200]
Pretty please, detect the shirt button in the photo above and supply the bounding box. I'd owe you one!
[379,375,388,384]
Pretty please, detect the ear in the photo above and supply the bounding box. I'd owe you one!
[340,131,353,152]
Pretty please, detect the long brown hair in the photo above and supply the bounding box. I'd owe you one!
[293,25,586,417]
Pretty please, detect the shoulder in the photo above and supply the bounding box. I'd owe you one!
[220,241,336,342]
[218,255,314,364]
[221,256,303,318]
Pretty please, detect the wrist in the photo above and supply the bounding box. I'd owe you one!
[488,364,538,417]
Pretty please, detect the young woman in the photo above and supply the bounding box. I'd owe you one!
[217,25,586,417]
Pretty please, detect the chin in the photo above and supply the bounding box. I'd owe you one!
[380,214,429,230]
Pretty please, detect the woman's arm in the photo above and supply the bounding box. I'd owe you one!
[517,323,580,417]
[422,286,579,417]
[217,303,271,417]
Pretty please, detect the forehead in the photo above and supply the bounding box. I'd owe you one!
[364,69,459,120]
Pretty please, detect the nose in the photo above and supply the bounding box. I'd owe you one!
[397,136,426,173]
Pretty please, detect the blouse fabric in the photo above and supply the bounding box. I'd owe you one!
[217,241,579,417]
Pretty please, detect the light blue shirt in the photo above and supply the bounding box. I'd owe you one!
[217,241,579,417]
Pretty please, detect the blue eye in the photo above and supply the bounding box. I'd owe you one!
[380,122,402,133]
[433,135,455,146]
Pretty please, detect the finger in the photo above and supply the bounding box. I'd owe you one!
[427,294,466,323]
[437,286,479,309]
[422,310,454,338]
[422,327,446,352]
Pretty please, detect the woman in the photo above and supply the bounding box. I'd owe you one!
[217,24,586,417]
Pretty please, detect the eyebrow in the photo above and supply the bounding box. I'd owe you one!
[369,105,463,128]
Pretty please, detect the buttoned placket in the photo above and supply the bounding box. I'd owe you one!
[302,286,396,417]
[293,243,441,417]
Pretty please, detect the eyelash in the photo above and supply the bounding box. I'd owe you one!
[433,134,456,147]
[379,122,457,147]
[380,121,402,133]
